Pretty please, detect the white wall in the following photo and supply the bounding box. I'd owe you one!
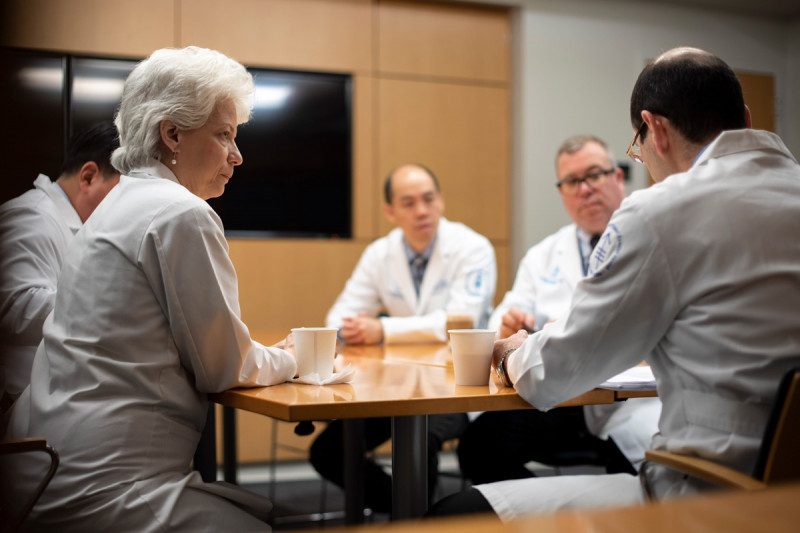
[508,0,798,268]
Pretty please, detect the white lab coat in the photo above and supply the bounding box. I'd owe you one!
[489,224,661,468]
[5,162,297,532]
[0,175,81,406]
[479,129,800,520]
[326,218,496,343]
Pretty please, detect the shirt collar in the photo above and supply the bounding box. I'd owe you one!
[692,143,711,166]
[403,235,437,263]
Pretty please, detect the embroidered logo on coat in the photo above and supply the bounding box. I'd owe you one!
[588,223,622,277]
[465,269,488,296]
[539,265,563,285]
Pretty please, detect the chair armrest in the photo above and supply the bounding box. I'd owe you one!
[644,450,766,491]
[0,437,48,454]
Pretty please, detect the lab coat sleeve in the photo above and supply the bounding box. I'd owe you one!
[382,236,497,342]
[0,206,67,345]
[325,243,385,328]
[507,202,679,410]
[488,248,540,332]
[139,202,296,392]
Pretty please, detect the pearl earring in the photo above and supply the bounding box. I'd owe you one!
[171,153,177,165]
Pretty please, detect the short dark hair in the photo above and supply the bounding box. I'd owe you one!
[383,163,440,204]
[60,122,120,179]
[630,48,746,144]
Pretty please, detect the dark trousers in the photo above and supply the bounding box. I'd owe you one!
[457,407,635,485]
[309,413,469,514]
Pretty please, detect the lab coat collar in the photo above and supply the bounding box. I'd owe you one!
[126,159,183,186]
[33,173,82,234]
[694,129,797,168]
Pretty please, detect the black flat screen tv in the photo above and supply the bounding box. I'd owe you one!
[1,48,353,239]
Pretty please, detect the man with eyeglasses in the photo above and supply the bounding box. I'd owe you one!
[457,135,660,487]
[429,47,800,520]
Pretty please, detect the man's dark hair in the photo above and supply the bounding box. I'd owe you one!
[383,163,440,204]
[60,122,120,178]
[630,48,746,144]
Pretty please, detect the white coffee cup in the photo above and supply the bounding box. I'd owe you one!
[291,327,339,379]
[448,329,496,386]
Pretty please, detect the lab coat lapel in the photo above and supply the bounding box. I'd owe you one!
[559,226,585,286]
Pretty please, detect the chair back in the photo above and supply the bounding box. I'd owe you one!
[754,368,800,484]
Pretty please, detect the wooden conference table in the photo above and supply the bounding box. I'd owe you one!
[205,330,656,522]
[325,482,800,533]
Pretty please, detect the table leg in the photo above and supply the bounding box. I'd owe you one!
[392,414,428,520]
[344,418,366,524]
[222,405,237,483]
[194,404,217,482]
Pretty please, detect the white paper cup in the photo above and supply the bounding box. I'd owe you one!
[291,327,339,379]
[448,329,496,386]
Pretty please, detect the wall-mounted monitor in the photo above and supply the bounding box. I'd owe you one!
[0,48,66,204]
[208,68,352,238]
[1,48,353,239]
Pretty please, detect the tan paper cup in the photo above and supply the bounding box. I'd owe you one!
[291,327,339,379]
[446,312,474,331]
[448,329,496,386]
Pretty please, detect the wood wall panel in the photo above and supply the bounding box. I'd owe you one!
[229,239,369,332]
[378,0,509,82]
[737,72,775,132]
[494,243,510,307]
[352,75,379,240]
[0,0,175,57]
[377,78,509,241]
[180,0,372,72]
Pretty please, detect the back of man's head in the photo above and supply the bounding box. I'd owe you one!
[630,47,746,145]
[60,122,120,179]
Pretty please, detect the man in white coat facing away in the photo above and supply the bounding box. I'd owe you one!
[311,163,497,514]
[457,135,661,485]
[428,47,800,520]
[0,122,120,415]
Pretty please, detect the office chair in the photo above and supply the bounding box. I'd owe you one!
[640,367,800,497]
[0,438,60,532]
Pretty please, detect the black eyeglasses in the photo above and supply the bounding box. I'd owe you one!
[556,168,615,195]
[627,124,647,164]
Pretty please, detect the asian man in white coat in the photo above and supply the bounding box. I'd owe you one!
[0,122,120,415]
[311,163,497,514]
[457,135,661,485]
[429,47,800,520]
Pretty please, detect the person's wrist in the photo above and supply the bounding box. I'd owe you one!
[495,346,516,387]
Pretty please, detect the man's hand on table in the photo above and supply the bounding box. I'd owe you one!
[340,312,384,344]
[492,329,528,387]
[499,307,535,339]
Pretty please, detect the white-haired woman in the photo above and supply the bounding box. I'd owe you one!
[5,47,297,531]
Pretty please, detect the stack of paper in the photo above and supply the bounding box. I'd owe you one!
[599,365,656,391]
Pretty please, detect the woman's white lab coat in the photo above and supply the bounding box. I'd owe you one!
[488,223,661,469]
[5,162,296,532]
[480,129,800,520]
[326,218,497,342]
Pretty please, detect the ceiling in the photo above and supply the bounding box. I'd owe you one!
[627,0,800,19]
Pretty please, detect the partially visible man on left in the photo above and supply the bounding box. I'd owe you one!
[0,122,120,413]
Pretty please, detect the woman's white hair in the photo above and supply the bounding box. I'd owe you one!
[111,46,254,173]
